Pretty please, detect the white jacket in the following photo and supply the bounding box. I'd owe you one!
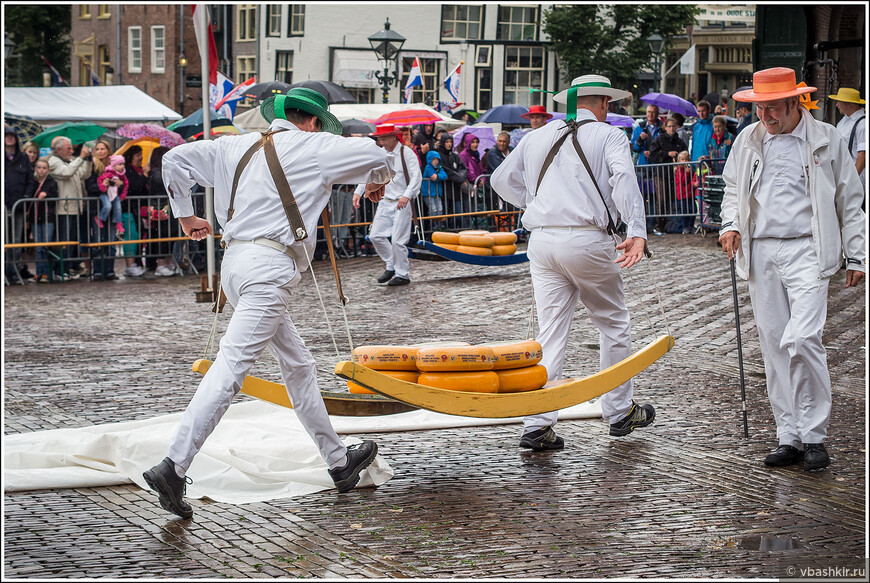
[720,107,866,279]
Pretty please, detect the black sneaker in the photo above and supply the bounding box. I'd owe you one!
[328,441,378,493]
[519,426,564,451]
[803,443,830,471]
[376,270,395,283]
[142,457,194,519]
[386,275,411,286]
[764,445,804,467]
[609,401,656,436]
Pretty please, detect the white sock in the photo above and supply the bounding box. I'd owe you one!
[174,463,186,479]
[330,455,348,470]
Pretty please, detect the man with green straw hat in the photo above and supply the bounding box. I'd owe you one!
[828,87,865,192]
[143,87,396,519]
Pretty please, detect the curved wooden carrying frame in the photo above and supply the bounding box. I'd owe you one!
[413,240,529,266]
[334,335,675,418]
[191,360,418,417]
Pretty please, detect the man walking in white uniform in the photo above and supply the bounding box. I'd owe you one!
[720,68,865,471]
[490,75,655,451]
[143,89,395,518]
[828,87,865,193]
[354,124,422,287]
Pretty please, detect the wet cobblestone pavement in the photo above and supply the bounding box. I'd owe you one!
[3,235,866,578]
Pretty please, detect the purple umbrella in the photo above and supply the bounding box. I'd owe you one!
[117,123,185,148]
[606,113,636,128]
[451,125,496,152]
[640,92,698,118]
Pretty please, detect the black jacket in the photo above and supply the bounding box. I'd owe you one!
[28,174,58,222]
[436,134,467,184]
[4,132,36,208]
[124,166,149,214]
[649,132,687,164]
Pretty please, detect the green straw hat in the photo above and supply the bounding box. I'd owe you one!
[260,87,343,135]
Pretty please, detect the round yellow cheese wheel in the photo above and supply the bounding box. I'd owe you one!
[434,243,459,251]
[352,345,419,371]
[417,371,499,393]
[496,365,549,393]
[456,245,493,256]
[348,370,419,394]
[457,234,495,248]
[416,345,496,371]
[482,340,544,370]
[458,230,490,237]
[431,231,461,245]
[488,232,517,245]
[491,244,517,256]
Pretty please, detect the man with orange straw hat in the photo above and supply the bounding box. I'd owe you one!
[828,87,865,193]
[521,104,554,130]
[719,67,865,472]
[353,123,422,287]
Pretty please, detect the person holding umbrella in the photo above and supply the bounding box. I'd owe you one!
[719,67,865,472]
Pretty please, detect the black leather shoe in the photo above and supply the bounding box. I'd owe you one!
[803,443,830,471]
[329,441,378,493]
[763,445,804,467]
[386,275,411,286]
[519,426,564,451]
[142,457,194,519]
[609,401,656,436]
[376,270,395,283]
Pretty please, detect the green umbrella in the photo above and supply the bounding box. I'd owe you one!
[31,121,108,148]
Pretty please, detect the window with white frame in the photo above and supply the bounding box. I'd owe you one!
[400,56,441,105]
[237,5,257,41]
[151,26,165,73]
[441,5,484,40]
[237,56,257,106]
[503,46,545,106]
[344,87,375,104]
[266,5,282,37]
[275,51,293,84]
[477,68,492,112]
[289,5,305,36]
[497,5,539,41]
[128,26,142,73]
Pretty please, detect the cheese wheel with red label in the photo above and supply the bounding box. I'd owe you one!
[416,345,496,371]
[431,231,461,245]
[488,232,518,245]
[348,370,419,394]
[491,244,517,256]
[417,371,499,393]
[482,340,544,370]
[496,365,548,393]
[456,245,493,256]
[457,234,495,248]
[352,346,419,371]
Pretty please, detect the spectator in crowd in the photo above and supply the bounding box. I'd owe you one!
[649,117,688,234]
[28,157,59,282]
[412,132,432,169]
[521,105,553,130]
[436,133,468,229]
[483,131,512,217]
[670,112,691,146]
[734,102,753,135]
[459,134,485,228]
[397,126,412,146]
[146,146,180,277]
[690,100,713,161]
[420,150,447,229]
[631,104,663,165]
[706,115,734,174]
[96,155,128,239]
[84,138,118,280]
[413,123,435,147]
[674,151,695,234]
[5,126,37,283]
[434,128,447,144]
[828,87,866,193]
[23,141,40,167]
[121,145,148,277]
[48,135,90,279]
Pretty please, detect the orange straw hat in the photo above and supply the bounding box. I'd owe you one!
[732,67,816,102]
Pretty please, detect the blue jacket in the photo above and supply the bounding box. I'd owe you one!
[421,151,447,197]
[690,117,713,161]
[630,120,663,165]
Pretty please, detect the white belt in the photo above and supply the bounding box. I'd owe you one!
[226,237,294,257]
[535,225,602,232]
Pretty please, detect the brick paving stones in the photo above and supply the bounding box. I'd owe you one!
[3,235,865,578]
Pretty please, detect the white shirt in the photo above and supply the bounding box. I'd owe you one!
[752,114,813,238]
[835,108,866,186]
[353,141,422,201]
[163,119,394,259]
[489,108,647,238]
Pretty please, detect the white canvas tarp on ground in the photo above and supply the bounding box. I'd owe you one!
[3,85,182,124]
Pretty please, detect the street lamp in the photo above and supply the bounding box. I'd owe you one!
[5,34,16,59]
[368,18,406,104]
[647,32,664,93]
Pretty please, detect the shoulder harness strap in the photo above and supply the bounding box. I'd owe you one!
[849,114,865,152]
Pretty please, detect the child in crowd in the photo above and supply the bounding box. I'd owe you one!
[29,158,59,282]
[420,150,447,230]
[97,154,128,239]
[674,150,695,234]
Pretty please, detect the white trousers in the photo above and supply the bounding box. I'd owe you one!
[168,244,347,471]
[748,237,832,447]
[369,198,412,279]
[523,228,635,433]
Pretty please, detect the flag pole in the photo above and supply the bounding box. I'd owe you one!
[198,4,215,294]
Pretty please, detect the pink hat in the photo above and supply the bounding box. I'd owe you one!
[109,155,125,166]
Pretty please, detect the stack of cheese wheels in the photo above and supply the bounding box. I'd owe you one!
[430,230,518,256]
[483,340,547,393]
[348,345,420,394]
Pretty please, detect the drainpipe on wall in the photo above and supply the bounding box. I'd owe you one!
[179,5,184,116]
[116,5,122,84]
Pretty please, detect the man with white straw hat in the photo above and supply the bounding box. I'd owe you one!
[719,67,865,472]
[142,88,396,519]
[828,87,865,193]
[491,74,655,451]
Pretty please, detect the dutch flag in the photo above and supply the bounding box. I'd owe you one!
[404,57,423,104]
[443,61,462,104]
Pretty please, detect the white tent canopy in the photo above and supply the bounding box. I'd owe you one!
[3,85,182,124]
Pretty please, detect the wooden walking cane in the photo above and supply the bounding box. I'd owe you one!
[730,257,750,438]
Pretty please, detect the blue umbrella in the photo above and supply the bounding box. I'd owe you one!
[167,108,234,139]
[477,104,530,125]
[640,93,698,118]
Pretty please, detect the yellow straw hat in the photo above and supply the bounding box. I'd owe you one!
[827,87,865,105]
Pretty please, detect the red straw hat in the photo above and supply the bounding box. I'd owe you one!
[732,67,816,103]
[520,105,554,120]
[370,124,402,138]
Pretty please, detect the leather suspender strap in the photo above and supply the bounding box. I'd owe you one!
[849,114,864,152]
[319,206,347,305]
[399,144,410,185]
